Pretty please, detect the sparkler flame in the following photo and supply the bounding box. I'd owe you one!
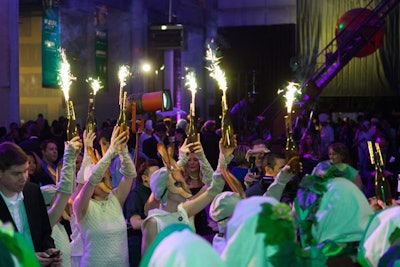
[185,70,198,95]
[86,77,103,96]
[118,65,131,107]
[185,69,198,116]
[59,49,76,102]
[206,44,228,109]
[278,82,301,114]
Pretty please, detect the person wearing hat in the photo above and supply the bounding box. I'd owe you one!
[177,139,216,241]
[141,138,236,254]
[209,191,242,254]
[221,196,326,267]
[40,135,83,267]
[358,205,400,267]
[73,126,137,267]
[295,175,372,264]
[140,224,226,267]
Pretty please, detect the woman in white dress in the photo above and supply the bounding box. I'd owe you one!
[141,138,235,254]
[73,126,137,267]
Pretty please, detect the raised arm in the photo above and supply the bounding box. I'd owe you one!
[263,165,292,201]
[183,138,236,218]
[70,130,96,201]
[47,136,82,227]
[73,126,125,222]
[113,134,137,206]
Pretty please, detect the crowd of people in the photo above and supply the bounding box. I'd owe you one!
[0,110,399,267]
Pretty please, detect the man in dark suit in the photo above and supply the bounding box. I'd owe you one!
[142,122,168,167]
[0,142,61,266]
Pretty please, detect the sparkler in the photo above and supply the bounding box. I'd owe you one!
[277,81,301,114]
[58,49,78,140]
[206,43,234,148]
[86,77,103,96]
[279,81,301,175]
[206,44,228,111]
[59,49,76,103]
[118,65,131,108]
[185,69,198,117]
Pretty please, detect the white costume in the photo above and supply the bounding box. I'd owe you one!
[79,193,128,267]
[142,203,195,234]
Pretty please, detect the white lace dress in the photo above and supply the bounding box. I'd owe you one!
[78,193,128,267]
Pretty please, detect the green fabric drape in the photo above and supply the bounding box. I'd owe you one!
[297,0,399,97]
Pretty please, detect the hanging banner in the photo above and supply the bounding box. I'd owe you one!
[94,5,108,90]
[42,0,60,88]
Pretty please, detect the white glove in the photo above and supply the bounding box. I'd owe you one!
[119,147,137,178]
[264,165,293,200]
[207,170,225,196]
[76,146,91,184]
[57,139,80,194]
[88,144,117,186]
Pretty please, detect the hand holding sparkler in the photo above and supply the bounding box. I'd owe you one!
[116,65,131,134]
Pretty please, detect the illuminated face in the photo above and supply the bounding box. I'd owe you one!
[186,154,200,173]
[328,148,343,165]
[0,162,29,197]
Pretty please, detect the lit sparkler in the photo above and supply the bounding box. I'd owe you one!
[206,44,228,110]
[277,81,301,114]
[185,69,198,117]
[59,49,76,102]
[118,65,131,108]
[86,77,103,96]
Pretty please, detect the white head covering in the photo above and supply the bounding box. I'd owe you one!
[358,206,400,267]
[210,192,242,233]
[143,225,226,267]
[311,178,372,244]
[222,197,284,267]
[150,167,169,203]
[222,196,326,267]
